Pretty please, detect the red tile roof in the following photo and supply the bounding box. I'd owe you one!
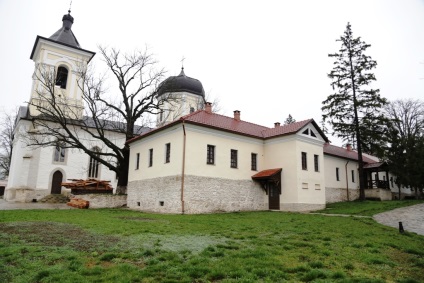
[323,144,378,164]
[252,168,282,179]
[127,110,328,144]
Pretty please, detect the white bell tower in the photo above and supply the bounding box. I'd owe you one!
[28,10,95,119]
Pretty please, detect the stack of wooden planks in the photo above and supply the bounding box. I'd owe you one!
[67,198,89,209]
[61,179,113,195]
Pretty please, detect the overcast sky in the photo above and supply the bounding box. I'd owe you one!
[1,0,423,146]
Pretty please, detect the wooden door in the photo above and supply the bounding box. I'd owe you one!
[51,171,63,194]
[268,183,280,210]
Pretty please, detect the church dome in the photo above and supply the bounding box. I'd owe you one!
[156,68,205,97]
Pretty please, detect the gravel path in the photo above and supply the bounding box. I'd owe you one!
[373,203,424,236]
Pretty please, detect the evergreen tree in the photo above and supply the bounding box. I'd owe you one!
[322,22,388,200]
[284,114,296,125]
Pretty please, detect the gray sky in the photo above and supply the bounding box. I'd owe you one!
[1,0,423,146]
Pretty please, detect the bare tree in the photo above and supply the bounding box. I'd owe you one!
[26,46,169,194]
[0,109,16,179]
[384,99,424,198]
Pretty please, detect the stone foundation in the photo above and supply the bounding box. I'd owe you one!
[325,187,360,203]
[128,175,267,214]
[365,189,392,201]
[280,203,325,212]
[4,187,50,202]
[72,194,127,208]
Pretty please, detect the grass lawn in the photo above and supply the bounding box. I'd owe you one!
[1,203,423,282]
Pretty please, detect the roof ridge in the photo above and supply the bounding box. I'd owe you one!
[192,110,270,129]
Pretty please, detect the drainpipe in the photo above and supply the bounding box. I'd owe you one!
[345,161,349,201]
[181,121,186,214]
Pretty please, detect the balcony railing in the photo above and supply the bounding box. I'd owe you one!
[365,180,390,190]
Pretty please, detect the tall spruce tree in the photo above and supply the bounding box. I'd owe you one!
[322,22,388,200]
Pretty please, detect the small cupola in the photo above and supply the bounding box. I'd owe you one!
[156,67,205,97]
[62,10,74,30]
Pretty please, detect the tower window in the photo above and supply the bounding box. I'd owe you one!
[55,66,69,89]
[53,143,66,163]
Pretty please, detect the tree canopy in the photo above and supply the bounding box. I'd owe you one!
[322,22,388,200]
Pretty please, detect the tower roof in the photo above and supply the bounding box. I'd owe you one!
[156,67,205,97]
[48,10,81,48]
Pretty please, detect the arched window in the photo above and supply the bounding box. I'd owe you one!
[88,147,101,179]
[55,66,68,89]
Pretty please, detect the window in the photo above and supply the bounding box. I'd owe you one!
[302,129,309,135]
[135,153,140,170]
[310,130,316,137]
[165,143,171,163]
[251,153,257,171]
[390,177,394,188]
[190,107,195,113]
[53,143,66,163]
[231,149,238,168]
[149,148,153,167]
[55,66,68,89]
[314,154,319,172]
[336,167,340,181]
[301,152,307,170]
[302,183,308,189]
[207,145,215,165]
[351,170,355,182]
[88,147,100,178]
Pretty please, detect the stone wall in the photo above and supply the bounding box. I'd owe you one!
[325,187,360,203]
[365,189,392,201]
[128,175,267,214]
[4,187,50,202]
[72,194,127,208]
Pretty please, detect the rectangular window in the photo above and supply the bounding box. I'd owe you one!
[251,153,257,171]
[302,183,308,189]
[149,148,153,167]
[207,145,215,165]
[301,152,307,170]
[54,144,66,163]
[231,149,238,168]
[165,143,171,163]
[351,170,355,183]
[135,153,140,170]
[314,154,319,172]
[336,167,340,181]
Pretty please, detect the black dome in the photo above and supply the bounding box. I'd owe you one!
[156,68,205,97]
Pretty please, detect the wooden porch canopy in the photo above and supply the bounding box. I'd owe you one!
[252,168,282,194]
[363,162,390,190]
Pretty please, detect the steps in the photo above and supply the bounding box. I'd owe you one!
[38,194,69,203]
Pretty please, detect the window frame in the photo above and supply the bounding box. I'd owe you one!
[251,153,257,171]
[336,167,340,181]
[165,143,171,163]
[53,143,66,163]
[207,145,215,165]
[230,149,238,168]
[148,148,153,167]
[135,153,140,170]
[88,147,101,179]
[301,152,307,170]
[314,154,319,172]
[351,169,355,183]
[55,66,69,89]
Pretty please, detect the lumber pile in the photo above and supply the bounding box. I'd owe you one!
[67,198,89,209]
[61,179,113,195]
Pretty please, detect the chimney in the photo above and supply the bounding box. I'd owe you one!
[346,144,352,151]
[205,102,212,113]
[233,110,240,121]
[274,122,281,128]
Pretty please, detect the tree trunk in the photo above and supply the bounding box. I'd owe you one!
[115,145,130,195]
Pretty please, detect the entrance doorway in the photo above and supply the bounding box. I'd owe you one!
[268,183,280,210]
[51,170,63,194]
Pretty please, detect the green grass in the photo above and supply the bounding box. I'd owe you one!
[0,205,423,282]
[316,200,424,216]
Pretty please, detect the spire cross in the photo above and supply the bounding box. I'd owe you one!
[181,56,185,69]
[69,0,73,14]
